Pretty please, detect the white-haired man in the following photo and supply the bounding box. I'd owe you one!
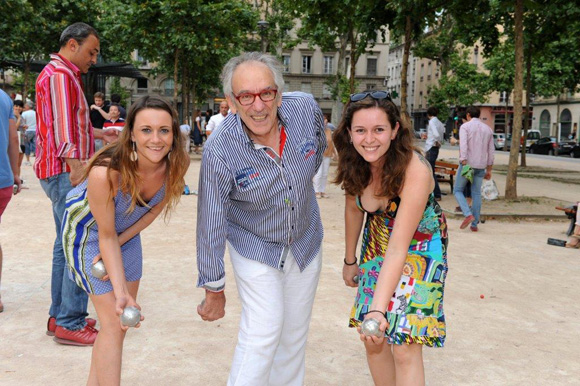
[196,52,326,385]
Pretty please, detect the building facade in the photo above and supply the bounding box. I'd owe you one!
[531,92,580,141]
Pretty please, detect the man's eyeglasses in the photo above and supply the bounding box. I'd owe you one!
[233,89,278,106]
[349,90,392,103]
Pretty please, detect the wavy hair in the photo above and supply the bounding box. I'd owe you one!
[333,95,417,198]
[84,96,189,218]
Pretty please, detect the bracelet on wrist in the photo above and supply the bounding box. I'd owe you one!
[344,257,357,266]
[366,310,386,318]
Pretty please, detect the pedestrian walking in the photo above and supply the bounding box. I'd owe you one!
[453,106,494,232]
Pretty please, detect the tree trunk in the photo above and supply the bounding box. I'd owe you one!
[333,34,348,125]
[348,26,357,94]
[502,94,509,151]
[505,0,524,200]
[23,58,30,103]
[173,48,180,111]
[520,48,532,167]
[555,94,561,139]
[400,15,412,122]
[183,65,189,125]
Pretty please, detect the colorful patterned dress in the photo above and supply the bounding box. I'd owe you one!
[349,193,448,347]
[61,179,165,295]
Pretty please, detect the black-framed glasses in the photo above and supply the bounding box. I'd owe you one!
[349,90,391,103]
[233,89,278,106]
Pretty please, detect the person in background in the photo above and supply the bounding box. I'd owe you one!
[110,94,126,119]
[35,22,119,346]
[453,106,494,232]
[205,101,228,137]
[313,114,337,198]
[425,106,445,201]
[21,101,37,165]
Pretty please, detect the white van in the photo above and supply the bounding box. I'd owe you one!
[522,130,541,151]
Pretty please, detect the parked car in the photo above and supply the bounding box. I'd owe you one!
[529,137,557,155]
[571,143,580,158]
[493,133,506,150]
[528,136,577,156]
[520,130,541,151]
[559,139,579,157]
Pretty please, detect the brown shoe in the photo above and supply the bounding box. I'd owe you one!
[47,316,97,336]
[53,325,98,346]
[460,215,475,229]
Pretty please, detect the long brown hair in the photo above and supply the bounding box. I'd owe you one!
[333,95,417,198]
[84,96,189,217]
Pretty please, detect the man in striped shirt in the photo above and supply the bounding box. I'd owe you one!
[196,52,326,385]
[35,22,118,346]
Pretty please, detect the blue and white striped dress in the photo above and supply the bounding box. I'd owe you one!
[61,179,165,295]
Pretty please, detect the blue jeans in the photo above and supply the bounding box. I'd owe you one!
[40,173,88,330]
[24,131,36,156]
[453,165,486,227]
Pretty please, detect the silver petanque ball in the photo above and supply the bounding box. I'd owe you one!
[361,318,382,337]
[91,260,107,279]
[353,275,359,284]
[120,306,141,327]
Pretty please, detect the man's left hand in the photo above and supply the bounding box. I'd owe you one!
[102,128,120,144]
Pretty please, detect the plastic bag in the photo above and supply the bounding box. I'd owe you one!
[461,164,474,183]
[481,179,499,201]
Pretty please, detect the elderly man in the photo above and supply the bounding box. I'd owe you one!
[35,22,118,346]
[196,52,326,385]
[205,100,229,137]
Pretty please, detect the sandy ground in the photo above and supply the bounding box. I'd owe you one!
[1,149,579,386]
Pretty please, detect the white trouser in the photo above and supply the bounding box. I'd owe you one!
[227,244,322,386]
[313,157,331,193]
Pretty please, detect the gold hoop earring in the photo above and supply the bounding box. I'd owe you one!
[130,142,138,162]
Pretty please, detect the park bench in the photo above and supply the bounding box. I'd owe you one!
[434,161,458,192]
[556,204,578,236]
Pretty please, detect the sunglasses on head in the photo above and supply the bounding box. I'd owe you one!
[349,90,392,103]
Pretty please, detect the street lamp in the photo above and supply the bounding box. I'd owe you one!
[257,20,269,53]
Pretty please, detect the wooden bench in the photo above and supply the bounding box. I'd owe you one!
[556,204,578,236]
[434,161,458,192]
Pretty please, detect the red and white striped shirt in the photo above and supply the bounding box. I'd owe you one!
[34,53,94,179]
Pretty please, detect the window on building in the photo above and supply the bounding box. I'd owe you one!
[137,78,148,93]
[323,55,334,74]
[367,58,377,76]
[539,110,551,137]
[420,63,424,82]
[560,109,572,140]
[427,62,432,80]
[474,45,479,66]
[322,84,332,99]
[366,83,376,90]
[345,57,350,74]
[135,50,147,65]
[301,82,312,95]
[164,79,174,96]
[499,91,509,104]
[302,55,312,74]
[282,55,291,73]
[494,113,506,133]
